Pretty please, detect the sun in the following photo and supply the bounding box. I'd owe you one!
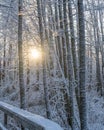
[30,48,42,60]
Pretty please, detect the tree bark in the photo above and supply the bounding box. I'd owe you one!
[78,0,88,129]
[18,0,26,109]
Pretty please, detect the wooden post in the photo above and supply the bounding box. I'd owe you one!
[4,113,7,127]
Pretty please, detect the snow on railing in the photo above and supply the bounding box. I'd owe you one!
[0,101,63,130]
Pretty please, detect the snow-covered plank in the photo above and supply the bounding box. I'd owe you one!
[0,101,63,130]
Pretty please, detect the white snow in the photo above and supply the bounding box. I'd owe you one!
[87,89,104,130]
[0,101,63,130]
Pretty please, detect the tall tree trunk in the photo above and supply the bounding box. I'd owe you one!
[68,0,78,82]
[18,0,26,109]
[37,0,51,119]
[63,1,75,129]
[98,7,104,96]
[78,0,88,130]
[58,0,68,78]
[92,2,102,95]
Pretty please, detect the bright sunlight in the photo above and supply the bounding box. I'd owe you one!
[30,48,42,60]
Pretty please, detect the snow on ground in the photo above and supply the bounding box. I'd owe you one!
[87,89,104,130]
[1,83,104,130]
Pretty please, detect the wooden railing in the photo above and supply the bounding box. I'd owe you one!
[0,101,63,130]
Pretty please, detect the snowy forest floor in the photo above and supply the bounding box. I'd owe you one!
[87,88,104,130]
